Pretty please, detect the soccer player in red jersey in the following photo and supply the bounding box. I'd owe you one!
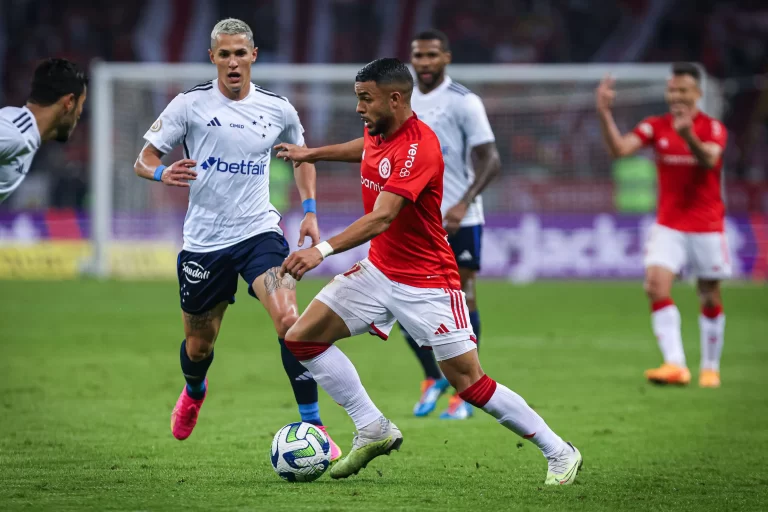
[274,58,582,483]
[597,63,729,388]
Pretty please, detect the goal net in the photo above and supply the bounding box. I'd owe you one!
[88,63,745,281]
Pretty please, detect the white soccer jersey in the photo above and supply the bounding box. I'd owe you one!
[411,76,495,227]
[144,80,305,252]
[0,106,41,203]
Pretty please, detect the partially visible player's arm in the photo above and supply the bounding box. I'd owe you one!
[680,131,721,169]
[133,142,197,187]
[462,143,501,205]
[596,76,643,158]
[597,109,643,158]
[293,154,321,246]
[280,192,406,280]
[674,110,723,169]
[326,192,405,253]
[274,138,364,165]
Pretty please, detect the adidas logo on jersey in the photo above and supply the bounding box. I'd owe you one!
[458,250,473,262]
[206,117,222,127]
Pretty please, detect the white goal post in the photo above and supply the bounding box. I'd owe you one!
[88,63,723,278]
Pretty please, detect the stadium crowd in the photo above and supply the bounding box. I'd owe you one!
[0,0,765,210]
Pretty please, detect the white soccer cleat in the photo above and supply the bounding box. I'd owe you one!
[329,416,403,479]
[545,442,583,485]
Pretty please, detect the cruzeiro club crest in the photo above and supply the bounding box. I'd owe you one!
[378,158,391,178]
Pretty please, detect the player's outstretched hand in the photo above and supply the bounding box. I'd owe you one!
[162,159,198,187]
[274,143,316,167]
[444,201,468,236]
[280,248,323,281]
[672,104,694,137]
[596,75,616,112]
[298,213,320,247]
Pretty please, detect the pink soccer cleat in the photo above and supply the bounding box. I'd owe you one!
[171,380,207,440]
[318,425,343,462]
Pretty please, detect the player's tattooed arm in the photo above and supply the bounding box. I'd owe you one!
[274,138,364,165]
[264,266,297,294]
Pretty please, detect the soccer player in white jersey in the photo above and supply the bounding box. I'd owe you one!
[133,19,340,457]
[407,30,501,419]
[0,58,87,203]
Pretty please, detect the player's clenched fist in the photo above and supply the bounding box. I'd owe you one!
[161,158,198,187]
[595,75,616,112]
[274,143,316,167]
[280,248,324,281]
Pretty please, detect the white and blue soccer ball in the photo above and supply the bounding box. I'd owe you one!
[270,422,331,482]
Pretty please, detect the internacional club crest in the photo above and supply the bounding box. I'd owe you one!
[378,158,391,178]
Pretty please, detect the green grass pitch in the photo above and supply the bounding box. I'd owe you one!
[1,280,767,511]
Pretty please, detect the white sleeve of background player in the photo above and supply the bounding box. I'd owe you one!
[461,93,496,148]
[0,119,28,162]
[142,94,187,154]
[278,103,306,147]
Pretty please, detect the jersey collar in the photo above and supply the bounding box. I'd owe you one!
[376,113,418,146]
[21,106,41,148]
[214,79,254,104]
[415,75,453,99]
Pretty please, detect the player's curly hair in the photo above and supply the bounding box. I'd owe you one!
[28,58,88,106]
[355,58,414,99]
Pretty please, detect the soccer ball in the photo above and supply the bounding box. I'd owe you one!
[270,422,331,482]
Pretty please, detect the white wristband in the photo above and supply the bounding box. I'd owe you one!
[315,241,334,259]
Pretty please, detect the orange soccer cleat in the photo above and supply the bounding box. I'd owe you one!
[699,369,721,388]
[644,363,691,385]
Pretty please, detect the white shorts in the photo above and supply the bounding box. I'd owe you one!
[316,258,477,361]
[644,223,732,279]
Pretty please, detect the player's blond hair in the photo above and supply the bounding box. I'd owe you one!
[210,18,254,49]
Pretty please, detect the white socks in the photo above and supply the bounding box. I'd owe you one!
[299,345,382,430]
[651,299,686,367]
[459,375,567,458]
[700,307,725,371]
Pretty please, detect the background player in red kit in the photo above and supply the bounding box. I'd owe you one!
[274,58,582,483]
[596,62,729,388]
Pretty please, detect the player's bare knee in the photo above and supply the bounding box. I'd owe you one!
[185,335,214,361]
[276,311,300,339]
[697,280,721,308]
[644,277,668,302]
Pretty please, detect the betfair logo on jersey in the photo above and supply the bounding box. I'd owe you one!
[200,156,266,175]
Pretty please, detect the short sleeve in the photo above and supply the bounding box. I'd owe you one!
[701,118,727,149]
[631,116,660,147]
[0,119,28,163]
[143,94,187,154]
[383,139,441,202]
[278,103,306,146]
[461,93,495,148]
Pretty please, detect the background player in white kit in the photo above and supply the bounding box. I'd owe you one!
[0,58,87,203]
[133,19,340,457]
[407,30,501,419]
[596,63,729,388]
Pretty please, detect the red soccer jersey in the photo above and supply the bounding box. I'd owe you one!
[632,111,728,232]
[361,114,461,289]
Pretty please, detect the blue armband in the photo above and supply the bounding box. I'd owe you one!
[153,165,167,182]
[302,198,317,214]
